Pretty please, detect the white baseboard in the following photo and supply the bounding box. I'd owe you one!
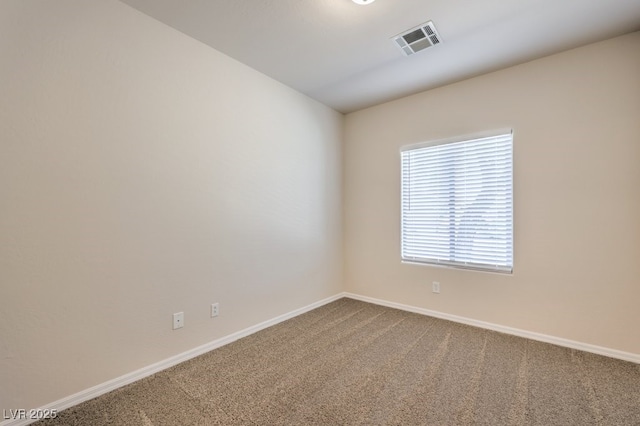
[0,293,344,426]
[344,292,640,364]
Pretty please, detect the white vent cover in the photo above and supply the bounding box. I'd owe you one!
[392,21,441,56]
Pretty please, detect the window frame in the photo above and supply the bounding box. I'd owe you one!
[400,129,514,274]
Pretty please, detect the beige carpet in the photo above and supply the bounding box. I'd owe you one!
[38,298,640,425]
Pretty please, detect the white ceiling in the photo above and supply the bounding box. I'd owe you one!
[119,0,640,113]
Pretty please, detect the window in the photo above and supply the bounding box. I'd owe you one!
[400,131,513,273]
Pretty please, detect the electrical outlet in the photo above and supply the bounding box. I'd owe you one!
[211,303,219,318]
[173,312,184,330]
[432,281,440,294]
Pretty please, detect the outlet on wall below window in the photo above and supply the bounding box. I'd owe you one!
[211,303,219,317]
[432,281,440,294]
[173,312,184,330]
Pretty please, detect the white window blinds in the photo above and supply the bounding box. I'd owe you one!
[401,132,513,273]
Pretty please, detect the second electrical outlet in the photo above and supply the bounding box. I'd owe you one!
[173,312,184,330]
[211,303,220,317]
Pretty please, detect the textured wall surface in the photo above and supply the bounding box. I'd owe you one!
[0,0,342,412]
[344,32,640,355]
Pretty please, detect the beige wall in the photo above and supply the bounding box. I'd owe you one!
[344,32,640,355]
[0,0,342,412]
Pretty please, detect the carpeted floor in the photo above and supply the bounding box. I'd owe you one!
[38,298,640,425]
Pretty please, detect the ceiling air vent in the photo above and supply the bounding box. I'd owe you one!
[392,21,441,56]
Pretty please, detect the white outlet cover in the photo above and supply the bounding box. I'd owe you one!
[173,312,184,329]
[211,303,219,317]
[432,282,440,294]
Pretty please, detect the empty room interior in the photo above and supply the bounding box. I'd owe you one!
[2,0,640,425]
